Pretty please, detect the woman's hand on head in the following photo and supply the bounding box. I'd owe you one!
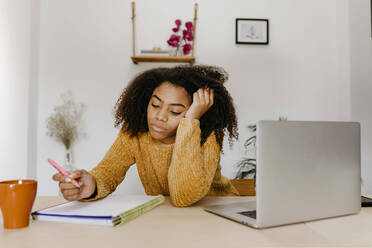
[52,170,96,201]
[185,88,214,120]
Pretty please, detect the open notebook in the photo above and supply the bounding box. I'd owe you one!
[31,194,165,227]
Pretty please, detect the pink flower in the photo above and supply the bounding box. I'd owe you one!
[183,30,193,41]
[186,33,193,42]
[185,21,194,30]
[183,44,192,55]
[170,34,180,41]
[167,34,180,47]
[167,20,194,55]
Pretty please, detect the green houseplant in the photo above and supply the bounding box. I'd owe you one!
[231,124,256,196]
[235,124,257,180]
[231,116,287,196]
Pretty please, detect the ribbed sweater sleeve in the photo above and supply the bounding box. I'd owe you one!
[168,118,220,207]
[86,130,135,201]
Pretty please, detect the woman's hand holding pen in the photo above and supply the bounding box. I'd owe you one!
[185,87,214,120]
[52,170,97,201]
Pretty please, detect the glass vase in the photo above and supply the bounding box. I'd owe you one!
[63,148,76,172]
[168,46,184,57]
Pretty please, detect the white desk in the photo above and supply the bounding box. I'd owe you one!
[1,196,372,248]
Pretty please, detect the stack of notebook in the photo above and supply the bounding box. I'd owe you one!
[31,194,164,227]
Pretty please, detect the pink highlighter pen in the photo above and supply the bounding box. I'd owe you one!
[48,158,80,188]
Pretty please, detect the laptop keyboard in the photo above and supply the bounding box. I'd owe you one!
[237,210,256,219]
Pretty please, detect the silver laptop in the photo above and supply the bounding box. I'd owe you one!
[204,120,361,228]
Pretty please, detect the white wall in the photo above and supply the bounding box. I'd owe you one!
[0,0,33,180]
[34,0,355,195]
[36,0,144,195]
[349,0,372,194]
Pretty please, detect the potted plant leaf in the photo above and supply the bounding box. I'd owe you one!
[231,116,287,196]
[231,124,257,196]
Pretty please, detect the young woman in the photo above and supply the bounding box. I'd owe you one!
[53,65,239,207]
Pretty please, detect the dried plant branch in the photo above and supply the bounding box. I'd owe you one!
[46,92,85,149]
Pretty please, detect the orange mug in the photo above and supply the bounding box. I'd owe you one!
[0,180,37,229]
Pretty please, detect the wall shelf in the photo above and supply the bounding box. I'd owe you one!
[131,2,198,65]
[131,56,195,65]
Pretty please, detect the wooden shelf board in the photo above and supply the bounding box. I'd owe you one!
[131,56,195,64]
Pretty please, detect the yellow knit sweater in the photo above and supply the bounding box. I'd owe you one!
[88,118,239,207]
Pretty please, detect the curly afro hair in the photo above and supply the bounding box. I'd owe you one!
[114,65,238,150]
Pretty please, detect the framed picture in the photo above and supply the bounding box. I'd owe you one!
[236,18,269,45]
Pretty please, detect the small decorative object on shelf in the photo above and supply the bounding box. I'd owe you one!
[140,47,169,57]
[46,91,85,172]
[167,20,194,56]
